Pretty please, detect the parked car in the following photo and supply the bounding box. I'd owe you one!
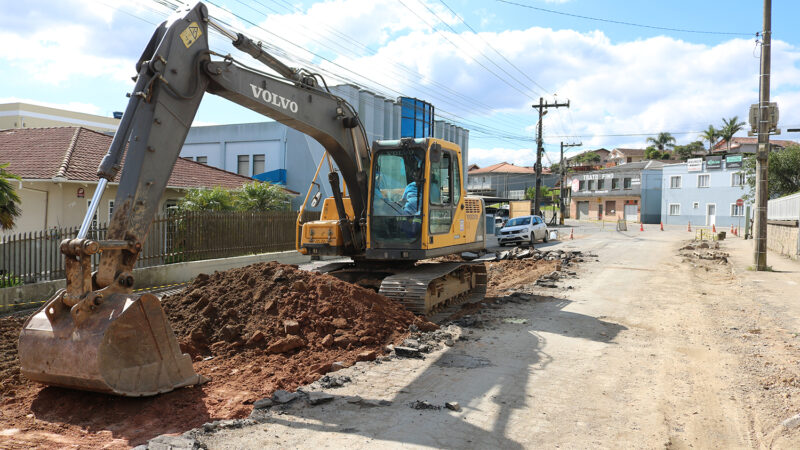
[498,215,548,246]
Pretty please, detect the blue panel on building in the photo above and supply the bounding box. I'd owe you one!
[400,97,434,138]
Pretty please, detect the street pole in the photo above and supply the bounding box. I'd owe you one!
[559,141,582,225]
[532,97,569,217]
[754,0,771,270]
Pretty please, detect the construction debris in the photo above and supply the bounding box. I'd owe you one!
[679,241,729,264]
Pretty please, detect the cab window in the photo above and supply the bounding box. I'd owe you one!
[429,152,453,234]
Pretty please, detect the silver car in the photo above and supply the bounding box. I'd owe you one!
[498,215,548,246]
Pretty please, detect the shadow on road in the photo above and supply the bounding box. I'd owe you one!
[255,295,626,448]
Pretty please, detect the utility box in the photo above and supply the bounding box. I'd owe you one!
[509,200,532,218]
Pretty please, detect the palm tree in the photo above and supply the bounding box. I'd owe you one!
[699,125,718,155]
[234,182,290,212]
[719,116,746,153]
[646,132,677,152]
[0,163,22,230]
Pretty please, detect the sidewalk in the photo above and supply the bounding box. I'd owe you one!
[726,235,800,332]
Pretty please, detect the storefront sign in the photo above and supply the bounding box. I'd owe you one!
[725,154,743,169]
[687,158,703,172]
[706,156,722,170]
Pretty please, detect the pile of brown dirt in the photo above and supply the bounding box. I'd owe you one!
[0,315,26,396]
[0,261,430,448]
[486,259,561,295]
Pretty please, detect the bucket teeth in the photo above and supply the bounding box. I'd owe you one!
[18,292,203,397]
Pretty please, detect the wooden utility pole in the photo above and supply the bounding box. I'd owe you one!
[754,0,772,270]
[559,141,582,225]
[532,97,569,216]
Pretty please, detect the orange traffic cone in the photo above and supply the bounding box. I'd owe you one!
[570,228,574,240]
[687,221,692,232]
[712,224,716,233]
[660,222,664,231]
[730,224,734,234]
[640,222,644,232]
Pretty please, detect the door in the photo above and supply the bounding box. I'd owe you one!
[577,201,589,219]
[706,204,716,226]
[598,203,603,219]
[624,204,638,221]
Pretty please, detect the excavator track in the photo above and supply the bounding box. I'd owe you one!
[378,262,487,315]
[318,261,486,316]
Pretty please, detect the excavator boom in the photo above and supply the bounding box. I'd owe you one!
[18,2,372,396]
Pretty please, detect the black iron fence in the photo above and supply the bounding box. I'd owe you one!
[0,210,320,287]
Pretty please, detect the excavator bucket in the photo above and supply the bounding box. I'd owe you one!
[18,291,204,396]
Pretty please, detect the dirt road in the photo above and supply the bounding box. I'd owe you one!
[197,224,800,449]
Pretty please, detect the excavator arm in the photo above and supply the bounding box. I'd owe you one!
[19,2,371,396]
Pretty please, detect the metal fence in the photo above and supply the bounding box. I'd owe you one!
[768,192,800,221]
[0,210,319,287]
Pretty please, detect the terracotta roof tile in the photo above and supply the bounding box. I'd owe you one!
[469,162,545,175]
[0,127,254,190]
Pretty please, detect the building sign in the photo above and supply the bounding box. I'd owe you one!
[687,158,702,172]
[581,173,615,180]
[706,156,722,170]
[77,188,85,198]
[571,178,579,193]
[726,154,743,169]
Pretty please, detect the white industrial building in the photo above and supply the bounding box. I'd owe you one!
[180,85,470,210]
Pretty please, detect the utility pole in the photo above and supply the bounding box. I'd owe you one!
[532,97,569,216]
[754,0,772,270]
[559,141,582,225]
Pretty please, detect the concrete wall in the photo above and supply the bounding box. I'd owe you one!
[0,102,119,132]
[570,195,640,221]
[641,169,663,224]
[767,222,799,260]
[0,250,313,310]
[661,160,750,227]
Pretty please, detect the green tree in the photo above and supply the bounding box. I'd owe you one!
[742,145,800,201]
[0,163,22,230]
[699,125,718,155]
[234,182,291,211]
[646,132,676,152]
[525,185,553,201]
[644,146,663,160]
[177,186,234,212]
[574,152,601,165]
[673,141,705,161]
[719,116,746,153]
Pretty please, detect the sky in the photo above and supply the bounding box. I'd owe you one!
[2,0,800,169]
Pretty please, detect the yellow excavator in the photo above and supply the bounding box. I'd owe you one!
[18,2,486,397]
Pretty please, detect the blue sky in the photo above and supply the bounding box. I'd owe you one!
[2,0,800,168]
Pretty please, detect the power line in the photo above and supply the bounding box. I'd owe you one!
[437,0,551,95]
[496,0,756,37]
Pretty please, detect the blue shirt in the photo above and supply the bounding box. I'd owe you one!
[401,182,419,215]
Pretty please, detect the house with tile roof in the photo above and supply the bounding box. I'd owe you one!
[711,137,797,154]
[467,162,557,199]
[0,127,280,234]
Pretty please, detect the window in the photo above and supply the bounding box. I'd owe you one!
[731,204,745,216]
[579,180,586,191]
[253,154,265,175]
[731,172,744,186]
[453,159,462,205]
[623,178,632,189]
[587,180,595,190]
[605,200,615,214]
[87,200,98,233]
[370,147,425,245]
[626,157,632,163]
[697,174,710,188]
[429,152,453,234]
[108,200,115,222]
[612,178,620,190]
[669,204,681,216]
[670,176,682,189]
[693,202,699,209]
[597,179,605,190]
[237,155,250,176]
[195,156,207,164]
